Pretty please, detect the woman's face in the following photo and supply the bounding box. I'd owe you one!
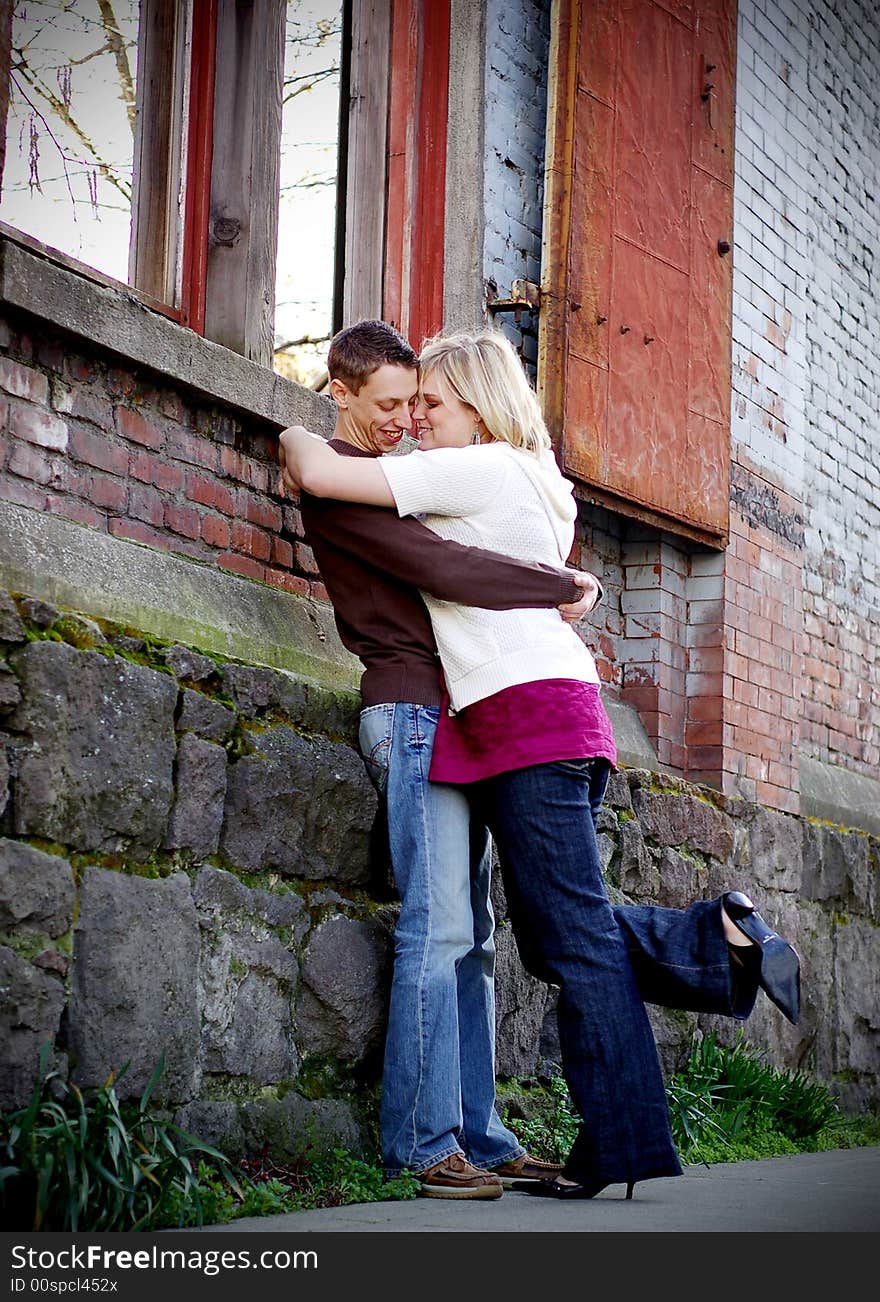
[412,370,479,450]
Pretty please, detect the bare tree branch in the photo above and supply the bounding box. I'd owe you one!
[95,0,136,132]
[8,72,77,210]
[11,51,132,202]
[282,64,338,104]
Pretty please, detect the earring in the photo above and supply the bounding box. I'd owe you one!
[471,427,481,445]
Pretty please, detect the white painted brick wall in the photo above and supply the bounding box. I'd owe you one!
[734,0,880,773]
[483,0,549,359]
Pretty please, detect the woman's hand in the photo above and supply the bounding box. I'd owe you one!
[558,572,603,622]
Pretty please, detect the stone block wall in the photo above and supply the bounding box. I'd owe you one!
[1,589,876,1157]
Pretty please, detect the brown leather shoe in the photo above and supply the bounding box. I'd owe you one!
[419,1152,504,1199]
[491,1154,564,1187]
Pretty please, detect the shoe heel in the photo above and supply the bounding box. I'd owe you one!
[626,1181,634,1200]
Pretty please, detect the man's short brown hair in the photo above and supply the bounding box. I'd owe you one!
[327,320,418,393]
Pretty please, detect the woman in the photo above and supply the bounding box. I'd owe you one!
[279,329,800,1200]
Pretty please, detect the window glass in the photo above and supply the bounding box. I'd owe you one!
[0,0,138,284]
[273,0,342,388]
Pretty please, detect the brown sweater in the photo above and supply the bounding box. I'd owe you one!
[299,440,581,708]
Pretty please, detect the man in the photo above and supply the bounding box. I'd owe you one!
[279,320,600,1199]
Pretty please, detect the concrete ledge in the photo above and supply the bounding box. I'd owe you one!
[0,236,335,435]
[604,697,659,770]
[800,754,880,837]
[0,502,361,690]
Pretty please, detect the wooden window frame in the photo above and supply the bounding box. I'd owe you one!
[1,0,287,367]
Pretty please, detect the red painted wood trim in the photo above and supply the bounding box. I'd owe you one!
[383,0,449,347]
[180,0,218,333]
[408,0,450,348]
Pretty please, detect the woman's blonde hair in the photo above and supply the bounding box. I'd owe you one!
[419,329,552,456]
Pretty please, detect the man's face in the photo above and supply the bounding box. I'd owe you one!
[331,364,418,455]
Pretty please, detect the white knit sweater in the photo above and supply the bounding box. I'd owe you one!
[378,441,601,711]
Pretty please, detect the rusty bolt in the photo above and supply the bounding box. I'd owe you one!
[212,217,241,247]
[597,314,608,324]
[644,334,655,344]
[570,300,582,312]
[620,324,631,334]
[718,239,731,255]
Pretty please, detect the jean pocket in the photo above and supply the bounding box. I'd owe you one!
[359,704,395,797]
[552,757,594,776]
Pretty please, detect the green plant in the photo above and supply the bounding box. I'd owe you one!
[501,1074,580,1162]
[0,1047,243,1232]
[667,1032,843,1162]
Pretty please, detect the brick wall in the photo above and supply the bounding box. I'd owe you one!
[799,0,880,777]
[730,0,880,800]
[0,312,327,603]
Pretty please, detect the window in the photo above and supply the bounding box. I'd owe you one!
[0,0,141,285]
[273,0,343,387]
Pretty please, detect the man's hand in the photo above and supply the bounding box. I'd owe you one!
[559,571,602,622]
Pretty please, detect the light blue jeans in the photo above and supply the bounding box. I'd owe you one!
[359,702,524,1176]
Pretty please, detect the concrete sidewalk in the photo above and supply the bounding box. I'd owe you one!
[189,1147,880,1233]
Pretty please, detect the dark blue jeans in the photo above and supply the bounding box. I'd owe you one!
[472,758,752,1187]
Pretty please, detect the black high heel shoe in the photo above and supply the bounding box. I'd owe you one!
[514,1177,635,1200]
[723,890,801,1025]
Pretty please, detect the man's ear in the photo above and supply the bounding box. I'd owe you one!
[330,377,350,410]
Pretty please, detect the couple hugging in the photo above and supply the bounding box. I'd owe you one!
[277,320,800,1203]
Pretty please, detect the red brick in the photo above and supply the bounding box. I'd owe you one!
[265,570,310,597]
[271,536,293,568]
[231,520,272,561]
[685,745,724,771]
[131,451,184,492]
[118,406,165,449]
[10,403,68,451]
[35,340,66,373]
[282,504,303,534]
[152,460,185,493]
[688,647,724,675]
[69,426,129,476]
[0,357,49,404]
[45,496,107,530]
[686,720,725,747]
[106,368,137,398]
[8,441,61,485]
[309,580,330,603]
[218,552,266,582]
[88,471,128,512]
[200,513,231,548]
[0,471,48,509]
[187,472,236,515]
[159,391,186,423]
[294,541,320,575]
[68,390,114,429]
[165,502,201,540]
[686,694,724,722]
[168,428,219,470]
[130,484,165,527]
[109,518,172,550]
[66,356,97,383]
[237,489,282,531]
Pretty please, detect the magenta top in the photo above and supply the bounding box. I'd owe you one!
[429,679,618,784]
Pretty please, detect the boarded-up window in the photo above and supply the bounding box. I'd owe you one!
[540,0,736,545]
